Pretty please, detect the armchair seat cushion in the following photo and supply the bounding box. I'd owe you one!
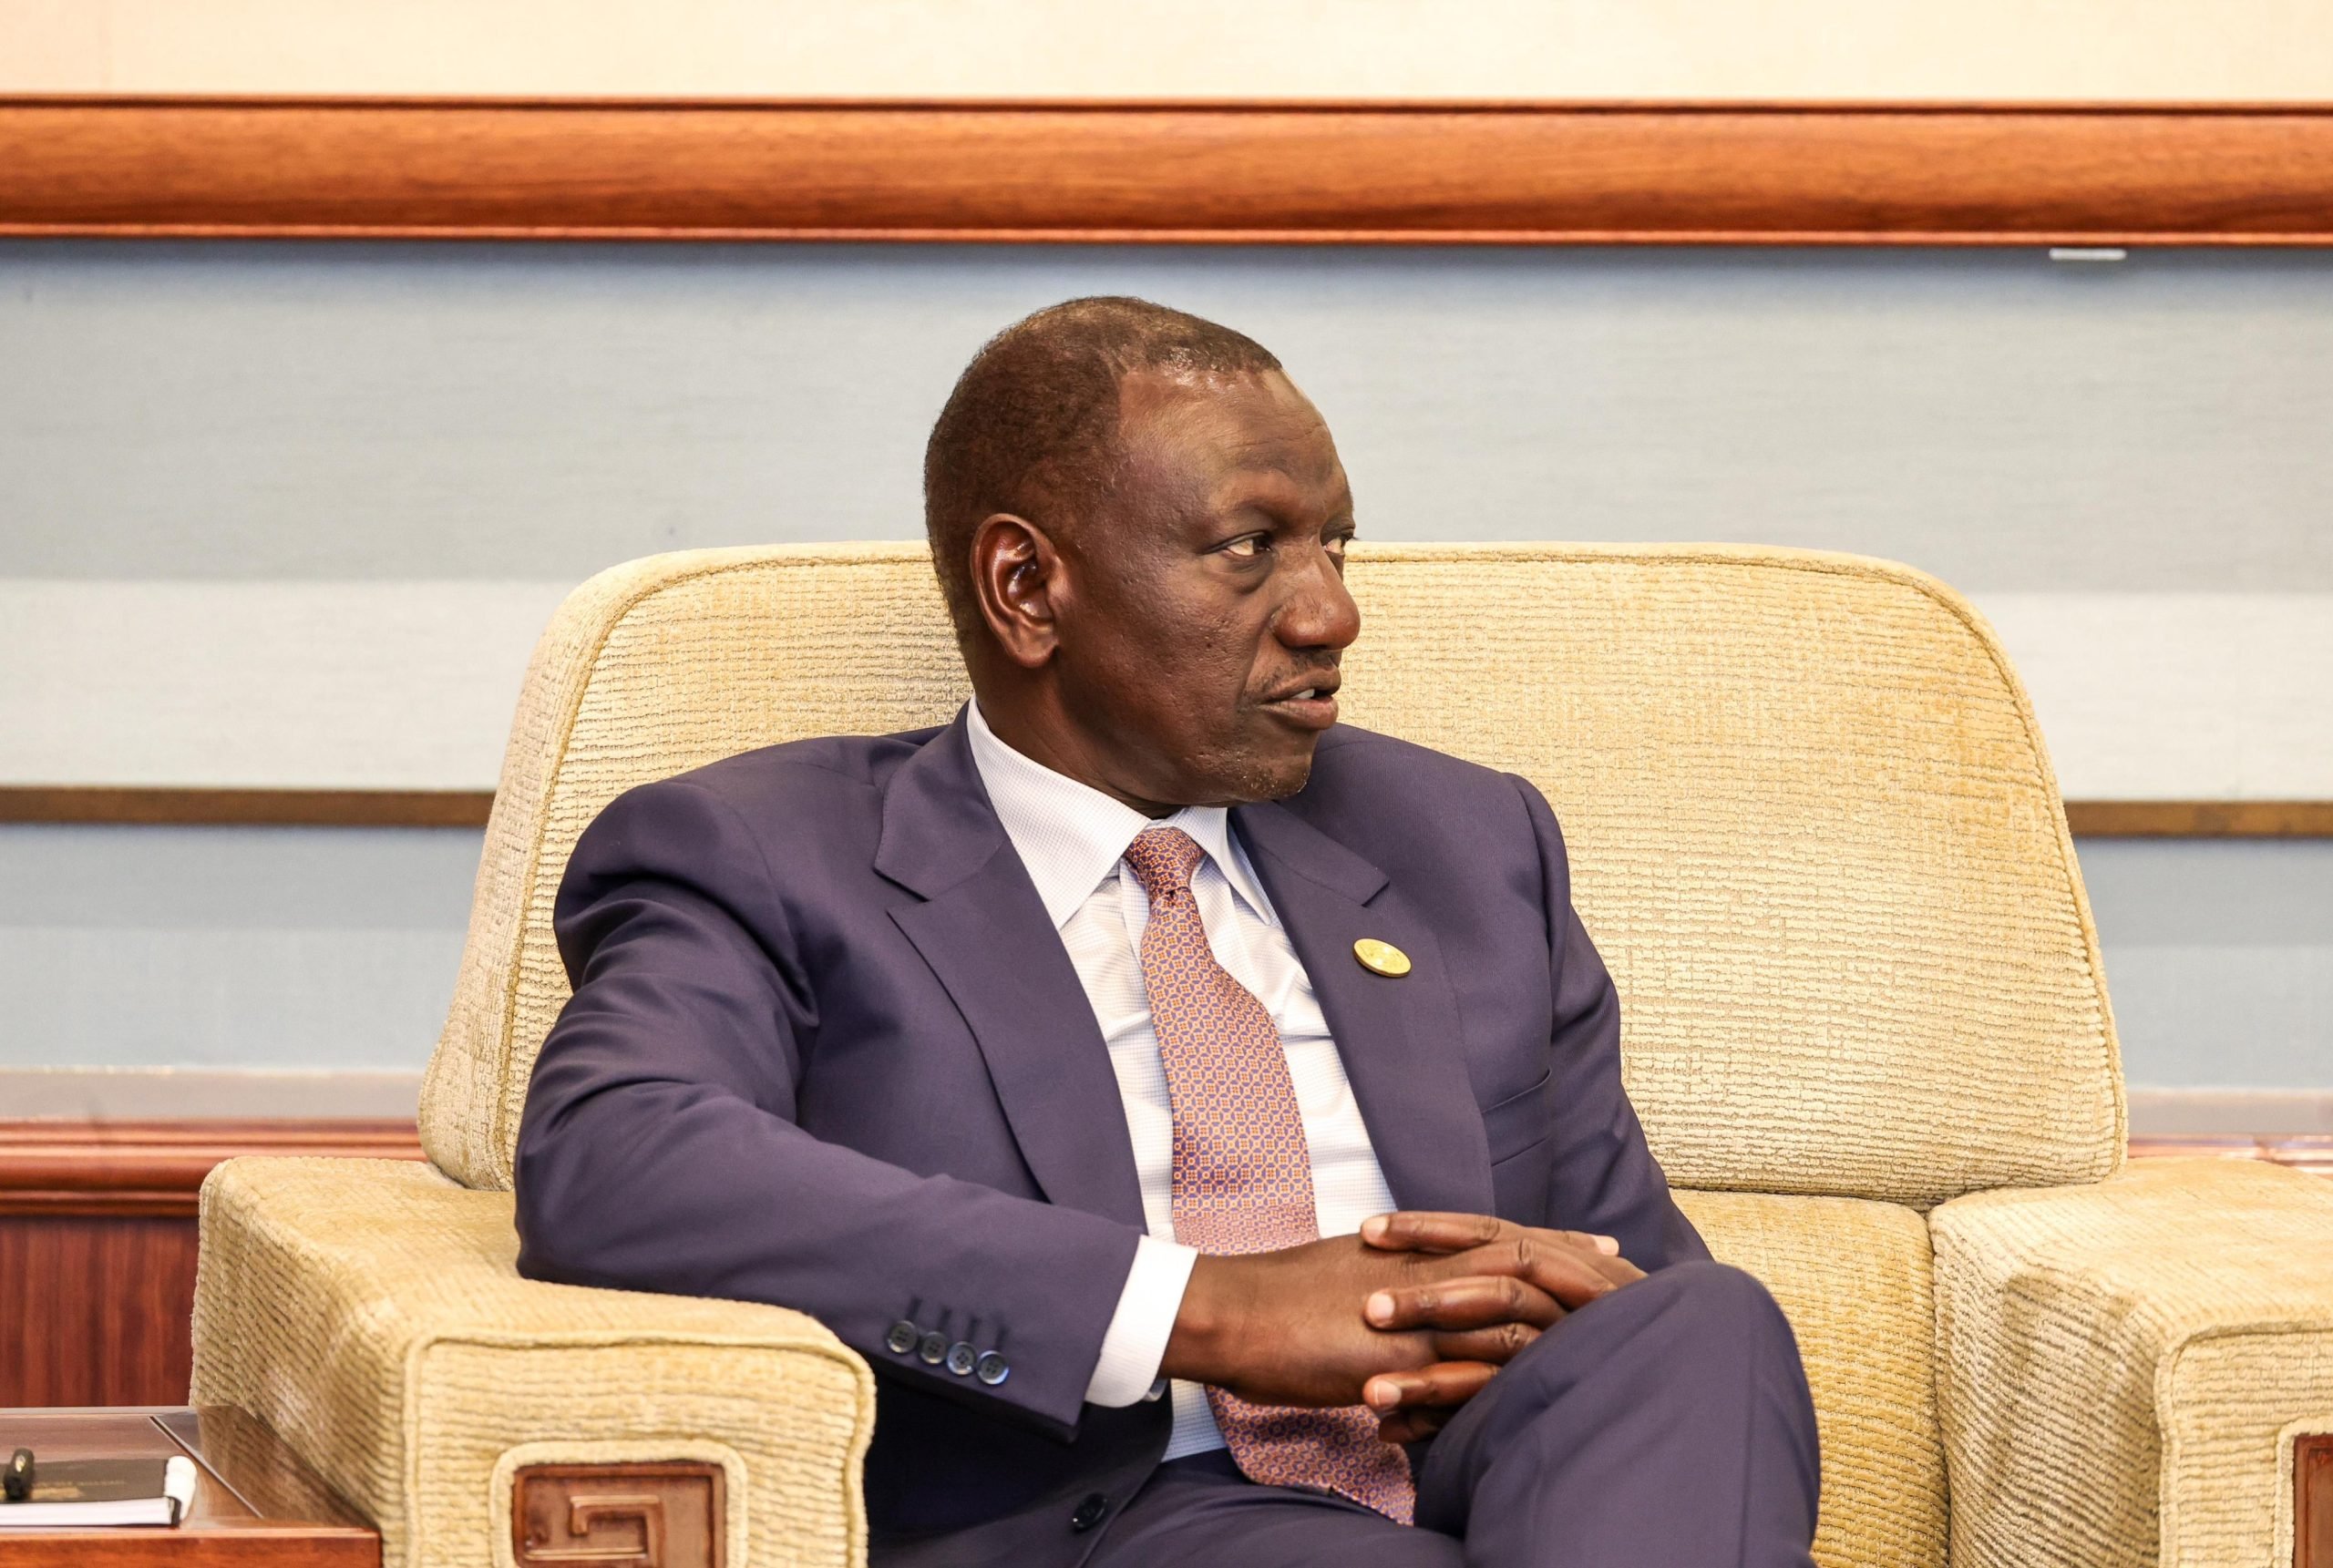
[192,1157,874,1568]
[1680,1188,1948,1568]
[1933,1159,2333,1568]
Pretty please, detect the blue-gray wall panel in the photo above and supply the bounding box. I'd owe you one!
[2075,838,2333,1090]
[4,239,2326,1104]
[0,825,476,1070]
[3,825,2322,1096]
[5,241,2332,590]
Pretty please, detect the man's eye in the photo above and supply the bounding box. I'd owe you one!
[1325,534,1351,557]
[1221,535,1267,559]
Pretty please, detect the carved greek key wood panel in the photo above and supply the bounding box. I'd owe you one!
[2301,1435,2333,1568]
[513,1462,724,1568]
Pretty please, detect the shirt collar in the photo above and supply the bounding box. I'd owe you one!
[962,699,1272,932]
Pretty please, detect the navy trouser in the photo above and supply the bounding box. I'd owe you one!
[1086,1261,1821,1568]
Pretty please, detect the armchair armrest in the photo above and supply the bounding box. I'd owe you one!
[1932,1160,2333,1568]
[192,1157,873,1568]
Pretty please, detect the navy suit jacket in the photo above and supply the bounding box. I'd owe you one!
[515,712,1705,1560]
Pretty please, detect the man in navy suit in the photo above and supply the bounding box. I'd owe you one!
[516,298,1819,1565]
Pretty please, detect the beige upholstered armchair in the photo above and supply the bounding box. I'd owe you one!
[193,543,2333,1568]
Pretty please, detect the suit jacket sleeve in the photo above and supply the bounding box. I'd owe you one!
[1509,774,1711,1271]
[512,777,1142,1440]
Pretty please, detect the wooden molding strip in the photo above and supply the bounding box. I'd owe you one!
[0,1120,424,1216]
[5,786,2330,835]
[2061,800,2333,837]
[0,786,497,827]
[2126,1132,2333,1179]
[5,97,2333,244]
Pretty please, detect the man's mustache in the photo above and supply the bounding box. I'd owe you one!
[1252,664,1344,702]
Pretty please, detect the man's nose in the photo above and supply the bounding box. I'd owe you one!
[1275,548,1362,651]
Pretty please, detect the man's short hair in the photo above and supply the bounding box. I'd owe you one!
[922,296,1282,650]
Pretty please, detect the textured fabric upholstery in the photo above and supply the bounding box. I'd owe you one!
[1677,1189,1948,1568]
[190,1158,873,1568]
[1932,1159,2333,1568]
[190,542,2333,1567]
[419,542,2123,1206]
[420,546,977,1194]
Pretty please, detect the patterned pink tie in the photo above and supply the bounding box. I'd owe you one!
[1123,825,1416,1523]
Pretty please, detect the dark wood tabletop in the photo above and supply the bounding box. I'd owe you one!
[0,1407,377,1566]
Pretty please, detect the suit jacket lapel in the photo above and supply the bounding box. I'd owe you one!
[876,715,1148,1231]
[1233,801,1495,1219]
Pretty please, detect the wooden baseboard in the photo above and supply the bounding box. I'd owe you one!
[0,1215,204,1406]
[2125,1132,2333,1178]
[0,1120,423,1218]
[0,1120,422,1406]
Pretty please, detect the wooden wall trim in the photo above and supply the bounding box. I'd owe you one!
[5,786,2329,836]
[2061,801,2333,837]
[0,1121,423,1216]
[0,786,497,829]
[5,97,2333,244]
[2127,1133,2333,1179]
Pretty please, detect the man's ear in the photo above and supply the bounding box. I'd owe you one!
[969,512,1065,671]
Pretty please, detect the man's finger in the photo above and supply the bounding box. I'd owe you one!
[1432,1321,1542,1364]
[1375,1407,1450,1444]
[1364,1274,1564,1333]
[1362,1359,1498,1414]
[1441,1235,1629,1311]
[1364,1211,1623,1266]
[1362,1211,1504,1253]
[1457,1225,1645,1292]
[1536,1238,1644,1290]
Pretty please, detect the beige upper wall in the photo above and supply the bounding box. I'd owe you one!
[6,0,2333,99]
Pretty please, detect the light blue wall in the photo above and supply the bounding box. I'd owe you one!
[2078,840,2333,1090]
[7,241,2331,588]
[0,825,476,1071]
[2,240,2328,1112]
[2,828,2323,1105]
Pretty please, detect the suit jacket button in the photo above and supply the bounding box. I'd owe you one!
[945,1341,978,1376]
[974,1351,1011,1386]
[918,1331,949,1365]
[884,1320,919,1355]
[1070,1493,1108,1532]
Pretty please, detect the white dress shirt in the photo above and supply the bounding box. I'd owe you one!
[963,701,1399,1460]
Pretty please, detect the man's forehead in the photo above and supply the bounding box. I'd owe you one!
[1117,363,1303,417]
[1116,366,1341,483]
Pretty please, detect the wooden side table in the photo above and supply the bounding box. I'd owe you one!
[0,1407,377,1565]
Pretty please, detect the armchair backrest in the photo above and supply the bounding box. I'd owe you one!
[420,542,2123,1205]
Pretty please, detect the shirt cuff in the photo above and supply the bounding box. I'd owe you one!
[1084,1234,1198,1408]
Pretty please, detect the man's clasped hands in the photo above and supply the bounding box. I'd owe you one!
[1161,1212,1647,1441]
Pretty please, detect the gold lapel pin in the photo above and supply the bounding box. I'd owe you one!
[1352,938,1412,978]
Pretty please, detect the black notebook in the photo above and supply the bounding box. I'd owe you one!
[0,1454,197,1528]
